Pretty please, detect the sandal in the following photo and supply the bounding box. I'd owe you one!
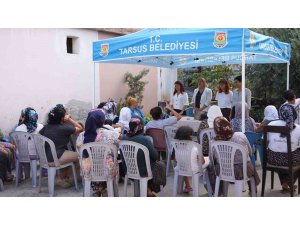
[183,186,193,193]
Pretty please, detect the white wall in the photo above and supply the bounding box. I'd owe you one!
[0,28,99,135]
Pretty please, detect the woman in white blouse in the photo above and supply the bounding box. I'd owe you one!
[170,81,189,116]
[191,78,212,120]
[215,79,233,121]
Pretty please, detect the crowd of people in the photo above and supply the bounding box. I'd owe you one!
[1,77,300,196]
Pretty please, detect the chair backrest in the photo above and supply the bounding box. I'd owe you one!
[211,141,248,182]
[172,140,203,176]
[119,140,152,179]
[263,125,292,168]
[186,107,194,117]
[79,142,118,181]
[164,126,178,151]
[9,131,33,163]
[145,128,167,150]
[198,128,216,153]
[32,134,60,168]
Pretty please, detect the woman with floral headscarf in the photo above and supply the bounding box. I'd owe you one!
[76,109,120,197]
[267,104,300,193]
[208,116,260,195]
[122,117,166,197]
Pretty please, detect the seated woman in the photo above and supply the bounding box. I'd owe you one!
[39,104,83,186]
[76,109,120,197]
[174,126,209,193]
[0,141,15,182]
[267,104,300,193]
[117,106,132,130]
[15,108,44,180]
[255,105,279,133]
[197,105,223,156]
[208,116,260,195]
[230,102,256,132]
[122,117,166,197]
[145,102,182,131]
[128,97,146,124]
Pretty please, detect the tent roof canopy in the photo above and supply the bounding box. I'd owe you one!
[93,28,291,68]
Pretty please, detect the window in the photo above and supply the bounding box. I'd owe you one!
[66,36,79,54]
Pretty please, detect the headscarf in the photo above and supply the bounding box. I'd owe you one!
[207,105,223,128]
[230,102,255,132]
[127,117,144,137]
[214,116,234,141]
[264,105,279,121]
[24,109,38,133]
[279,104,297,135]
[84,109,105,144]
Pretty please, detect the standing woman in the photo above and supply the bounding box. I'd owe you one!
[170,81,189,116]
[192,78,212,120]
[216,79,233,121]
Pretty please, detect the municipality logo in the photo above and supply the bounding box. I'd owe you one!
[213,31,228,48]
[250,32,255,48]
[100,43,109,57]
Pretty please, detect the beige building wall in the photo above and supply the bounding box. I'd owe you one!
[98,31,159,115]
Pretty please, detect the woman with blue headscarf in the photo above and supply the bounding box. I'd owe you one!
[76,109,120,197]
[15,108,44,134]
[267,104,300,193]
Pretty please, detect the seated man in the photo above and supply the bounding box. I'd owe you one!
[283,89,300,125]
[146,102,182,131]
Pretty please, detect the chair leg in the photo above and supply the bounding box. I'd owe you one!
[134,180,140,197]
[234,181,243,197]
[107,179,114,197]
[214,176,220,197]
[71,164,78,191]
[298,175,300,195]
[30,160,37,188]
[177,175,184,194]
[261,169,266,197]
[83,179,91,197]
[113,178,119,197]
[0,178,4,191]
[38,167,43,193]
[271,171,274,189]
[140,178,148,197]
[166,149,171,177]
[173,171,178,197]
[223,181,229,197]
[290,173,294,197]
[250,178,256,197]
[48,168,56,197]
[192,174,199,197]
[124,175,128,197]
[15,160,19,187]
[204,170,213,197]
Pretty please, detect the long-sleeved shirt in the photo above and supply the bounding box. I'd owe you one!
[232,88,252,110]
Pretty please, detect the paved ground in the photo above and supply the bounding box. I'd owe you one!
[0,160,299,197]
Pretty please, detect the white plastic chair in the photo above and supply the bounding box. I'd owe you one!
[172,140,212,197]
[0,178,4,191]
[79,142,119,197]
[164,126,178,176]
[32,134,78,197]
[10,131,38,188]
[119,140,153,197]
[198,128,216,155]
[211,141,256,197]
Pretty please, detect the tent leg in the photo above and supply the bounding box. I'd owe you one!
[241,55,246,133]
[93,62,96,108]
[287,62,290,90]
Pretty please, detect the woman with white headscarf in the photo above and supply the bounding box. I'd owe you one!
[197,105,223,156]
[255,105,279,133]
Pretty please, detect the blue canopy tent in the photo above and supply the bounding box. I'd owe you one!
[93,28,291,132]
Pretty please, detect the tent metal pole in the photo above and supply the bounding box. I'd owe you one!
[287,62,290,90]
[241,29,246,133]
[93,62,96,108]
